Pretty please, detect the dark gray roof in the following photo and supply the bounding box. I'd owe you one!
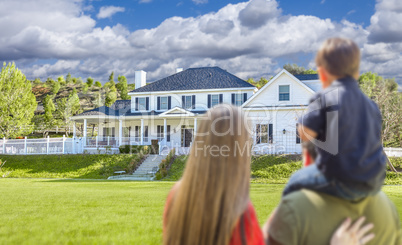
[130,67,254,93]
[294,74,319,81]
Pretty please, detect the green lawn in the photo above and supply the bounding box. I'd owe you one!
[0,179,401,244]
[0,154,138,179]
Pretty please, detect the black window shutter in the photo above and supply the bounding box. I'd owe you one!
[135,98,139,111]
[157,125,160,138]
[145,126,148,137]
[135,126,139,137]
[231,93,235,104]
[207,94,211,108]
[219,94,223,103]
[256,125,260,144]
[182,96,185,108]
[168,96,171,109]
[157,96,161,110]
[167,125,171,142]
[296,123,301,144]
[243,93,247,104]
[269,124,273,143]
[192,95,195,109]
[146,97,149,111]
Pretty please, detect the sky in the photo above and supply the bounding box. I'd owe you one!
[1,0,402,86]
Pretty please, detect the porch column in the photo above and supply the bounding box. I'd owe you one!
[194,117,197,136]
[140,119,144,145]
[119,119,123,146]
[73,123,76,137]
[163,118,167,142]
[83,119,87,137]
[83,119,87,147]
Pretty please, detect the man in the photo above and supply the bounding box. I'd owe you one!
[264,141,401,245]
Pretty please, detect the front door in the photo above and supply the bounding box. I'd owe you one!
[181,128,194,147]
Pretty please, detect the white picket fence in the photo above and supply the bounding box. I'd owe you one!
[0,136,84,155]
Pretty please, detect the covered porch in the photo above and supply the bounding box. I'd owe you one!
[71,107,203,155]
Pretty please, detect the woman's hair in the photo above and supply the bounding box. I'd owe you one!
[164,105,251,245]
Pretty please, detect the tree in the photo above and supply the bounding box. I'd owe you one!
[246,77,271,89]
[105,85,117,107]
[87,77,94,87]
[283,63,317,75]
[58,75,66,86]
[66,73,72,84]
[0,62,37,138]
[44,95,55,123]
[54,89,82,136]
[93,91,104,108]
[117,75,130,100]
[82,84,89,94]
[358,72,402,147]
[40,94,57,136]
[95,81,102,88]
[52,81,61,94]
[109,71,115,84]
[33,78,42,84]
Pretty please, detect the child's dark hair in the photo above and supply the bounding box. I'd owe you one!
[315,37,360,78]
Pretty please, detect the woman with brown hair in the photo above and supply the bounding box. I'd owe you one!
[163,104,374,245]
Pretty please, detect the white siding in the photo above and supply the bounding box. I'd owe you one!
[245,73,314,107]
[131,89,254,112]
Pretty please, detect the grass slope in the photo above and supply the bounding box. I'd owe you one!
[0,154,137,179]
[164,155,402,185]
[0,179,400,244]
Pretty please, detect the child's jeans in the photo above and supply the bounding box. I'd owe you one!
[283,164,381,201]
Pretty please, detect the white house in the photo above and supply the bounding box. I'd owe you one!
[71,67,321,154]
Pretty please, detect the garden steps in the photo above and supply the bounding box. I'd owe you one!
[108,154,166,181]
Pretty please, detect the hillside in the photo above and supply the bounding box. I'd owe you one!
[32,81,135,114]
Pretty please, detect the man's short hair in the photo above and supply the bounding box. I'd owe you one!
[315,37,360,78]
[302,141,317,161]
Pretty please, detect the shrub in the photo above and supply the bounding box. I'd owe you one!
[95,81,102,88]
[119,145,150,154]
[156,149,176,179]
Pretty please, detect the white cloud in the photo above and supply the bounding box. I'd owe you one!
[97,6,125,19]
[367,0,402,43]
[139,0,153,3]
[0,0,401,84]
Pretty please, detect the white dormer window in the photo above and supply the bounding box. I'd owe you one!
[279,85,290,101]
[160,96,168,110]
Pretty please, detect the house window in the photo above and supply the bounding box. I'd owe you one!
[235,94,243,106]
[123,127,130,137]
[182,95,195,109]
[134,126,149,142]
[232,93,247,106]
[279,85,290,101]
[102,127,115,140]
[144,126,148,142]
[138,98,146,110]
[157,125,171,142]
[256,124,273,144]
[296,123,301,144]
[211,94,220,107]
[160,97,168,110]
